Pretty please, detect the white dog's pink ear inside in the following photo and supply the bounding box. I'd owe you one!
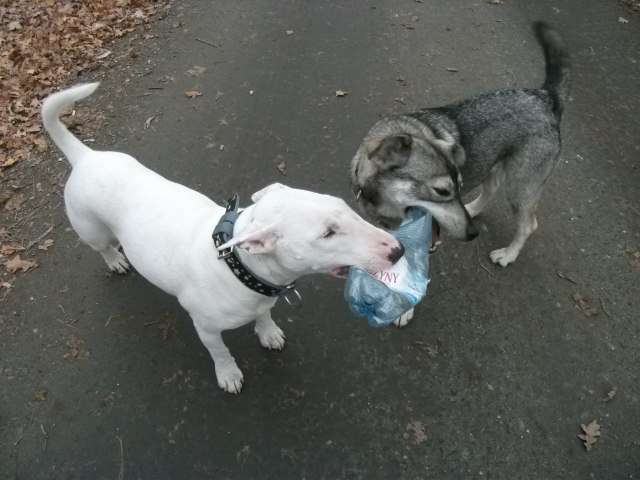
[251,183,288,203]
[216,224,278,254]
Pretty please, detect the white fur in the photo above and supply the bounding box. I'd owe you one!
[43,83,403,393]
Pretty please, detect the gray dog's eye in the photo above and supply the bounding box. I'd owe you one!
[434,187,451,197]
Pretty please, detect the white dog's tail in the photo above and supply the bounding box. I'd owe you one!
[41,82,100,167]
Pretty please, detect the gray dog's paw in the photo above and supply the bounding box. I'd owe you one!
[393,307,415,328]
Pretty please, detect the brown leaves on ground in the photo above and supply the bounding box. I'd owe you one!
[3,254,38,274]
[0,0,166,170]
[37,239,54,251]
[158,312,175,340]
[33,388,48,402]
[603,386,618,403]
[0,245,24,256]
[404,420,428,445]
[412,341,438,358]
[63,335,85,360]
[3,193,26,211]
[578,420,601,452]
[572,293,598,318]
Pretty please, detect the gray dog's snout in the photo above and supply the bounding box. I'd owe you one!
[388,243,405,264]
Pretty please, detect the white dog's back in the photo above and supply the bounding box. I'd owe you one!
[43,83,223,295]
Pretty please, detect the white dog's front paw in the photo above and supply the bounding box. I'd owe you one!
[393,307,415,328]
[489,247,517,267]
[215,363,244,394]
[255,321,286,350]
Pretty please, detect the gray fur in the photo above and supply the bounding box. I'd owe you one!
[350,21,571,266]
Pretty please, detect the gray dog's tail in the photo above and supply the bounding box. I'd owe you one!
[533,21,571,118]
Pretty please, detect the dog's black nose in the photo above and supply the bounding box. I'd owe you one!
[388,243,405,264]
[465,222,479,241]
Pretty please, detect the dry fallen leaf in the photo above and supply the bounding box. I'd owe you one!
[144,115,156,129]
[335,90,348,97]
[0,191,13,206]
[63,335,85,360]
[95,50,113,60]
[159,313,175,340]
[277,160,287,176]
[162,372,179,386]
[33,136,49,153]
[186,65,207,76]
[185,91,203,98]
[618,17,629,24]
[38,239,55,251]
[489,0,506,4]
[4,193,26,211]
[578,420,601,451]
[3,254,38,274]
[1,245,25,256]
[34,388,48,402]
[413,341,438,358]
[603,386,618,403]
[1,156,21,169]
[572,293,598,317]
[404,420,428,444]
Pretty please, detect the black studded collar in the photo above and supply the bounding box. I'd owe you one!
[212,195,301,307]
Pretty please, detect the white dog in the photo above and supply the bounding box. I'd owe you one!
[42,83,404,393]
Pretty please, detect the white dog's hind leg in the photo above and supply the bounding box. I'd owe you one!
[254,311,286,350]
[99,245,130,274]
[67,209,130,273]
[192,319,244,394]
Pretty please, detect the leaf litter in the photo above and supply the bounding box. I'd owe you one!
[3,254,38,274]
[404,420,428,444]
[571,293,598,317]
[0,0,167,172]
[578,420,601,452]
[0,0,167,290]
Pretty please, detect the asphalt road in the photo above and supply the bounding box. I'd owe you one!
[1,1,639,479]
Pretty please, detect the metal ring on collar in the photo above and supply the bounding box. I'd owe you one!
[282,287,302,310]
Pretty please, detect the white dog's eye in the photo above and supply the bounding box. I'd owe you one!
[322,228,336,238]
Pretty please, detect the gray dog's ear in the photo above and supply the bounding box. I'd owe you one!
[432,136,466,168]
[448,142,466,168]
[368,134,412,171]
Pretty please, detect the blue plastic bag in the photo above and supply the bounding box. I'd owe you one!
[344,208,431,327]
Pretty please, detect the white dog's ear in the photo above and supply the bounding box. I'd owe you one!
[251,183,288,203]
[216,223,278,254]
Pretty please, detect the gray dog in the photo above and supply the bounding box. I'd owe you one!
[350,21,571,267]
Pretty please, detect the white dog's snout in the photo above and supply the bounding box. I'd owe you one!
[370,229,404,268]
